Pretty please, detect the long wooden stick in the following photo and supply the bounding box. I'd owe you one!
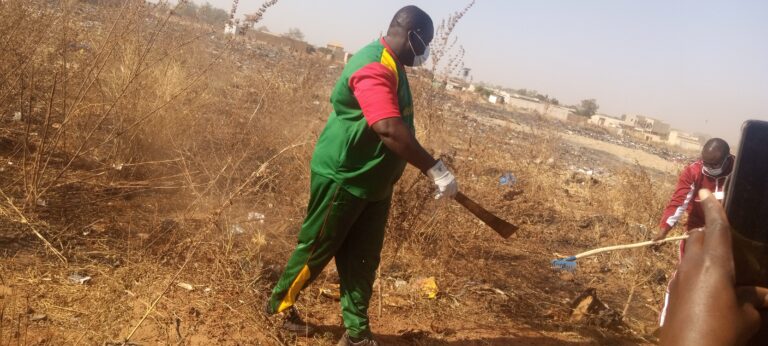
[0,188,67,264]
[573,235,689,260]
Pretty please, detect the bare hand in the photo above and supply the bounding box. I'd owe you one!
[660,189,768,345]
[650,229,668,252]
[652,228,668,243]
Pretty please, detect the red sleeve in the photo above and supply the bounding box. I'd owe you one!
[348,62,401,126]
[659,165,697,231]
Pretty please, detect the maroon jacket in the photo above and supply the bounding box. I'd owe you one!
[659,156,734,231]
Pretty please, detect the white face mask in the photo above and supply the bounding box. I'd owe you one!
[408,31,430,67]
[702,156,728,176]
[703,166,723,176]
[412,46,430,67]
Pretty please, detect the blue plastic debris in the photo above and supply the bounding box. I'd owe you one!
[499,172,517,186]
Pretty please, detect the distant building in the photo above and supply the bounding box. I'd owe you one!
[503,94,581,122]
[589,113,701,149]
[224,23,238,35]
[513,94,540,102]
[546,105,583,123]
[460,67,471,79]
[668,130,701,151]
[446,78,468,91]
[625,114,671,138]
[504,94,540,112]
[642,133,666,143]
[325,42,347,61]
[589,114,625,128]
[326,42,344,53]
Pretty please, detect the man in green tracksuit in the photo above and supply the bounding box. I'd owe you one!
[264,5,458,346]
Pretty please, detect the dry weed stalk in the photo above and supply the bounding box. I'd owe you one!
[244,0,280,28]
[429,0,475,70]
[410,2,474,138]
[0,188,66,263]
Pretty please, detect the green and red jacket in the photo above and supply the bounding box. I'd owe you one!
[310,38,415,201]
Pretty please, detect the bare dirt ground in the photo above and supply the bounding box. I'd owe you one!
[0,2,692,345]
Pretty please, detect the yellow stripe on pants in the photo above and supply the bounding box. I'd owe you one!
[277,264,311,313]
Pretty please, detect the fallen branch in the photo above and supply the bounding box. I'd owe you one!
[0,188,67,264]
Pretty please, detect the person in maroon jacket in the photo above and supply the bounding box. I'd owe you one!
[656,138,734,239]
[655,137,734,326]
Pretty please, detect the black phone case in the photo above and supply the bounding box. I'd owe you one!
[725,120,768,287]
[725,120,768,345]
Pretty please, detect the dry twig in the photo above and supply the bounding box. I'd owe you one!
[0,188,67,264]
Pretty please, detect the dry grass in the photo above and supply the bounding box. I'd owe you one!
[0,1,685,345]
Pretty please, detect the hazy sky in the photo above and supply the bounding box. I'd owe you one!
[199,0,767,145]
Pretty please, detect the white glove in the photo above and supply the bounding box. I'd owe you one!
[427,160,458,199]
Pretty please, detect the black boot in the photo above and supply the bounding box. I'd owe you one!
[337,332,379,346]
[281,307,315,335]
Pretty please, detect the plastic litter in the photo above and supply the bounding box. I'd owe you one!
[414,277,438,299]
[29,314,47,322]
[394,279,408,291]
[319,285,340,300]
[68,274,91,285]
[230,224,246,234]
[247,212,265,223]
[177,282,194,291]
[499,172,517,186]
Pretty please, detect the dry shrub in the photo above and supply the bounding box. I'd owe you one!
[596,166,669,227]
[0,1,336,342]
[0,0,315,214]
[0,0,321,275]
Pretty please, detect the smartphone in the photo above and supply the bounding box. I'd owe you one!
[725,120,768,286]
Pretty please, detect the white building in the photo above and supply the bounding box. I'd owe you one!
[589,114,625,128]
[446,79,468,91]
[625,114,670,137]
[668,130,701,151]
[224,23,238,35]
[503,95,582,122]
[546,105,582,122]
[488,94,504,104]
[504,94,540,112]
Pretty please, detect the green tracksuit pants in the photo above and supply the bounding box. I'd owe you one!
[266,173,391,338]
